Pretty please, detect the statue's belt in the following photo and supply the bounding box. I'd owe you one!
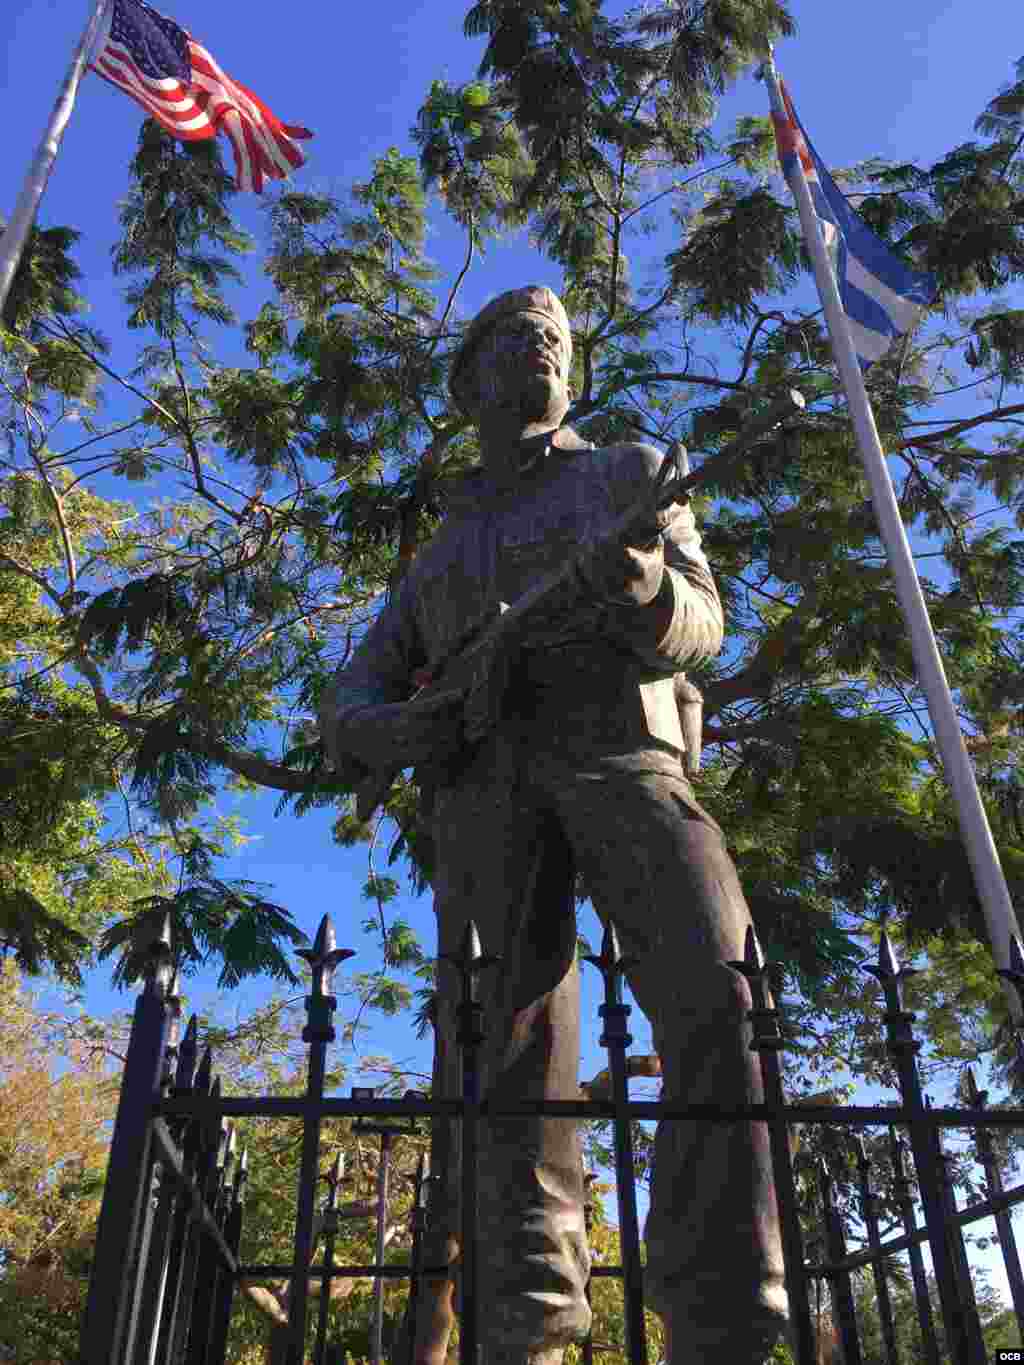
[516,640,644,688]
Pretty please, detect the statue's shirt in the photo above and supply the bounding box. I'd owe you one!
[415,447,613,659]
[322,432,724,768]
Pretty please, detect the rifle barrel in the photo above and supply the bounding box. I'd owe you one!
[663,388,805,506]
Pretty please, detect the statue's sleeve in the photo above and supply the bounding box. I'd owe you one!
[606,442,724,674]
[318,574,426,771]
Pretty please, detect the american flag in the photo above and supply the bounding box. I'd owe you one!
[90,0,312,193]
[771,77,936,369]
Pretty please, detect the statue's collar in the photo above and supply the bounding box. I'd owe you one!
[446,426,594,512]
[515,423,593,468]
[494,424,594,480]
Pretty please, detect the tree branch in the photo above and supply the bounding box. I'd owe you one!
[44,318,237,521]
[191,732,320,793]
[899,401,1024,449]
[705,591,822,713]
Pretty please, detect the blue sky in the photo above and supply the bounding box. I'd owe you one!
[4,0,1023,1305]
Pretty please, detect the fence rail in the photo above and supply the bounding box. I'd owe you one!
[79,912,1024,1365]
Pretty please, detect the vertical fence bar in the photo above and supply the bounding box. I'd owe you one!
[993,941,1024,1346]
[122,1160,162,1365]
[405,1151,428,1364]
[964,1067,1024,1338]
[125,981,182,1365]
[392,1148,432,1365]
[729,926,817,1365]
[81,922,174,1365]
[888,1128,941,1365]
[154,1018,201,1365]
[185,1123,233,1365]
[932,1108,988,1360]
[197,1128,237,1365]
[287,915,353,1365]
[853,1136,900,1365]
[583,921,646,1365]
[441,920,498,1365]
[864,933,977,1363]
[313,1153,343,1365]
[352,1089,420,1365]
[131,989,184,1365]
[805,1236,828,1362]
[818,1161,863,1365]
[171,1071,223,1364]
[207,1148,248,1365]
[581,1172,595,1365]
[372,1131,393,1365]
[134,1164,178,1365]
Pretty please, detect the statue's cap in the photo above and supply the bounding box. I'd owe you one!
[449,284,571,410]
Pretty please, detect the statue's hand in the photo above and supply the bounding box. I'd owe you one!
[581,501,690,607]
[341,691,465,773]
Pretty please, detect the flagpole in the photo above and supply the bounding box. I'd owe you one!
[0,0,114,322]
[762,49,1023,1024]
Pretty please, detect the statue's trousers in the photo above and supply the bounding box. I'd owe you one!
[423,730,789,1360]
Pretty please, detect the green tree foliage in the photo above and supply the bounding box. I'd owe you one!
[3,0,1024,1143]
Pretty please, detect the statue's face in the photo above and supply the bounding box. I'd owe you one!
[468,310,571,424]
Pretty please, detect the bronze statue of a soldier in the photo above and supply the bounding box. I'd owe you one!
[320,285,789,1364]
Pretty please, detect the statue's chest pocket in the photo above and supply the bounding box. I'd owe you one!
[499,510,582,592]
[415,558,486,659]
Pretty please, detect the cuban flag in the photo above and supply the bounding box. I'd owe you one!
[771,79,937,369]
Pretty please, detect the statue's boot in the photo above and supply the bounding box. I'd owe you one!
[658,1278,790,1364]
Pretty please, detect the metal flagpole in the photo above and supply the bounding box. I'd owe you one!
[762,48,1024,1024]
[0,0,114,321]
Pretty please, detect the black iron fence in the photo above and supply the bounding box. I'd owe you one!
[79,912,1024,1365]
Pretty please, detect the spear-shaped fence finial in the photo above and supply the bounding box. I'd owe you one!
[195,1045,213,1096]
[160,968,184,1091]
[440,918,500,1018]
[862,929,919,1014]
[175,1014,199,1091]
[297,913,355,999]
[223,1124,237,1174]
[322,1151,345,1232]
[297,913,354,1044]
[414,1149,428,1198]
[730,923,767,976]
[214,1114,230,1170]
[330,1150,345,1188]
[962,1065,988,1108]
[727,924,784,1051]
[464,918,482,964]
[879,929,900,977]
[582,919,637,1011]
[234,1146,250,1209]
[887,1125,903,1172]
[142,912,176,997]
[215,1126,238,1218]
[817,1157,834,1204]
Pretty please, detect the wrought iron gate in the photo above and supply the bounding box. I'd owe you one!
[79,912,1024,1365]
